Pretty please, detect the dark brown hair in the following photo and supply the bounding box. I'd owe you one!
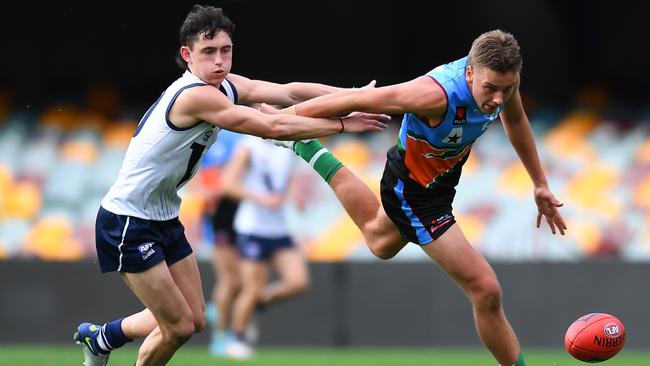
[467,30,522,73]
[175,5,236,69]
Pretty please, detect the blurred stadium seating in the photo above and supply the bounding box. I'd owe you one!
[1,95,649,262]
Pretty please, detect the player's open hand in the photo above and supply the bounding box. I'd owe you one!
[341,112,390,133]
[534,187,567,235]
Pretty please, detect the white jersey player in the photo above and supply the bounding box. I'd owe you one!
[101,71,237,222]
[73,5,388,366]
[233,136,295,238]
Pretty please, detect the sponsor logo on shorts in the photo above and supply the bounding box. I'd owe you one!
[243,240,262,258]
[138,242,155,260]
[430,213,453,233]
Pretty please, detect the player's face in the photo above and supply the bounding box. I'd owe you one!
[182,30,233,85]
[466,65,518,114]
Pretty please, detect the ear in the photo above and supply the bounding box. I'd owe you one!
[465,65,474,83]
[180,46,191,63]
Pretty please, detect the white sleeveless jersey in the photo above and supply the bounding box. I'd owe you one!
[101,70,238,220]
[234,136,295,237]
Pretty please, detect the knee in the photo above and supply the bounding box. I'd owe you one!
[225,284,241,300]
[165,319,196,346]
[470,278,503,313]
[228,272,243,292]
[221,277,242,295]
[217,281,241,304]
[290,277,310,295]
[193,311,208,334]
[367,240,398,260]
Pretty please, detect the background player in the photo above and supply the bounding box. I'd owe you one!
[218,135,309,359]
[198,128,244,355]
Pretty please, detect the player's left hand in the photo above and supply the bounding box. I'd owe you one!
[534,187,567,235]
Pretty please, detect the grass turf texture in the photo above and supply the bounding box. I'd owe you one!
[0,345,647,366]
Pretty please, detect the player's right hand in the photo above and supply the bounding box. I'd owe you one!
[341,112,390,133]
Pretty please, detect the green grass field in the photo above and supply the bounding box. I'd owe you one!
[0,345,648,366]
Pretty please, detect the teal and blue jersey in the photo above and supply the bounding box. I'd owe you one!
[396,56,505,189]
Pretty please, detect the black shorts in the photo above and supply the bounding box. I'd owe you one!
[95,206,193,273]
[210,197,240,246]
[380,146,457,245]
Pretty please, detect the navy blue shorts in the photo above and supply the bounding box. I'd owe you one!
[95,206,194,273]
[236,234,294,261]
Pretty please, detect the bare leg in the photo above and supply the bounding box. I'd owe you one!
[122,264,193,365]
[276,140,404,258]
[421,224,520,365]
[230,260,268,336]
[328,168,405,259]
[121,254,206,366]
[167,254,206,332]
[211,244,241,331]
[260,248,309,305]
[289,141,520,364]
[121,309,158,339]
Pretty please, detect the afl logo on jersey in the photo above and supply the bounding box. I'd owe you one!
[453,106,467,125]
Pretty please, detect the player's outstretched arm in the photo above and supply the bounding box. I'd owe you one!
[227,74,375,106]
[286,76,446,118]
[500,89,567,235]
[260,103,391,134]
[174,85,388,140]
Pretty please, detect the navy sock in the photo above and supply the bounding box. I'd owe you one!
[100,318,132,352]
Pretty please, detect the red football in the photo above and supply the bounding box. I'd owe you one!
[565,313,626,362]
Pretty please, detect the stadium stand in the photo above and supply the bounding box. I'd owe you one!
[1,97,649,262]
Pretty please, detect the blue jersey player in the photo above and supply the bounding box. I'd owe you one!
[73,5,388,366]
[269,30,566,366]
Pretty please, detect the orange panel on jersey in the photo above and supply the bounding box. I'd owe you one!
[404,137,472,187]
